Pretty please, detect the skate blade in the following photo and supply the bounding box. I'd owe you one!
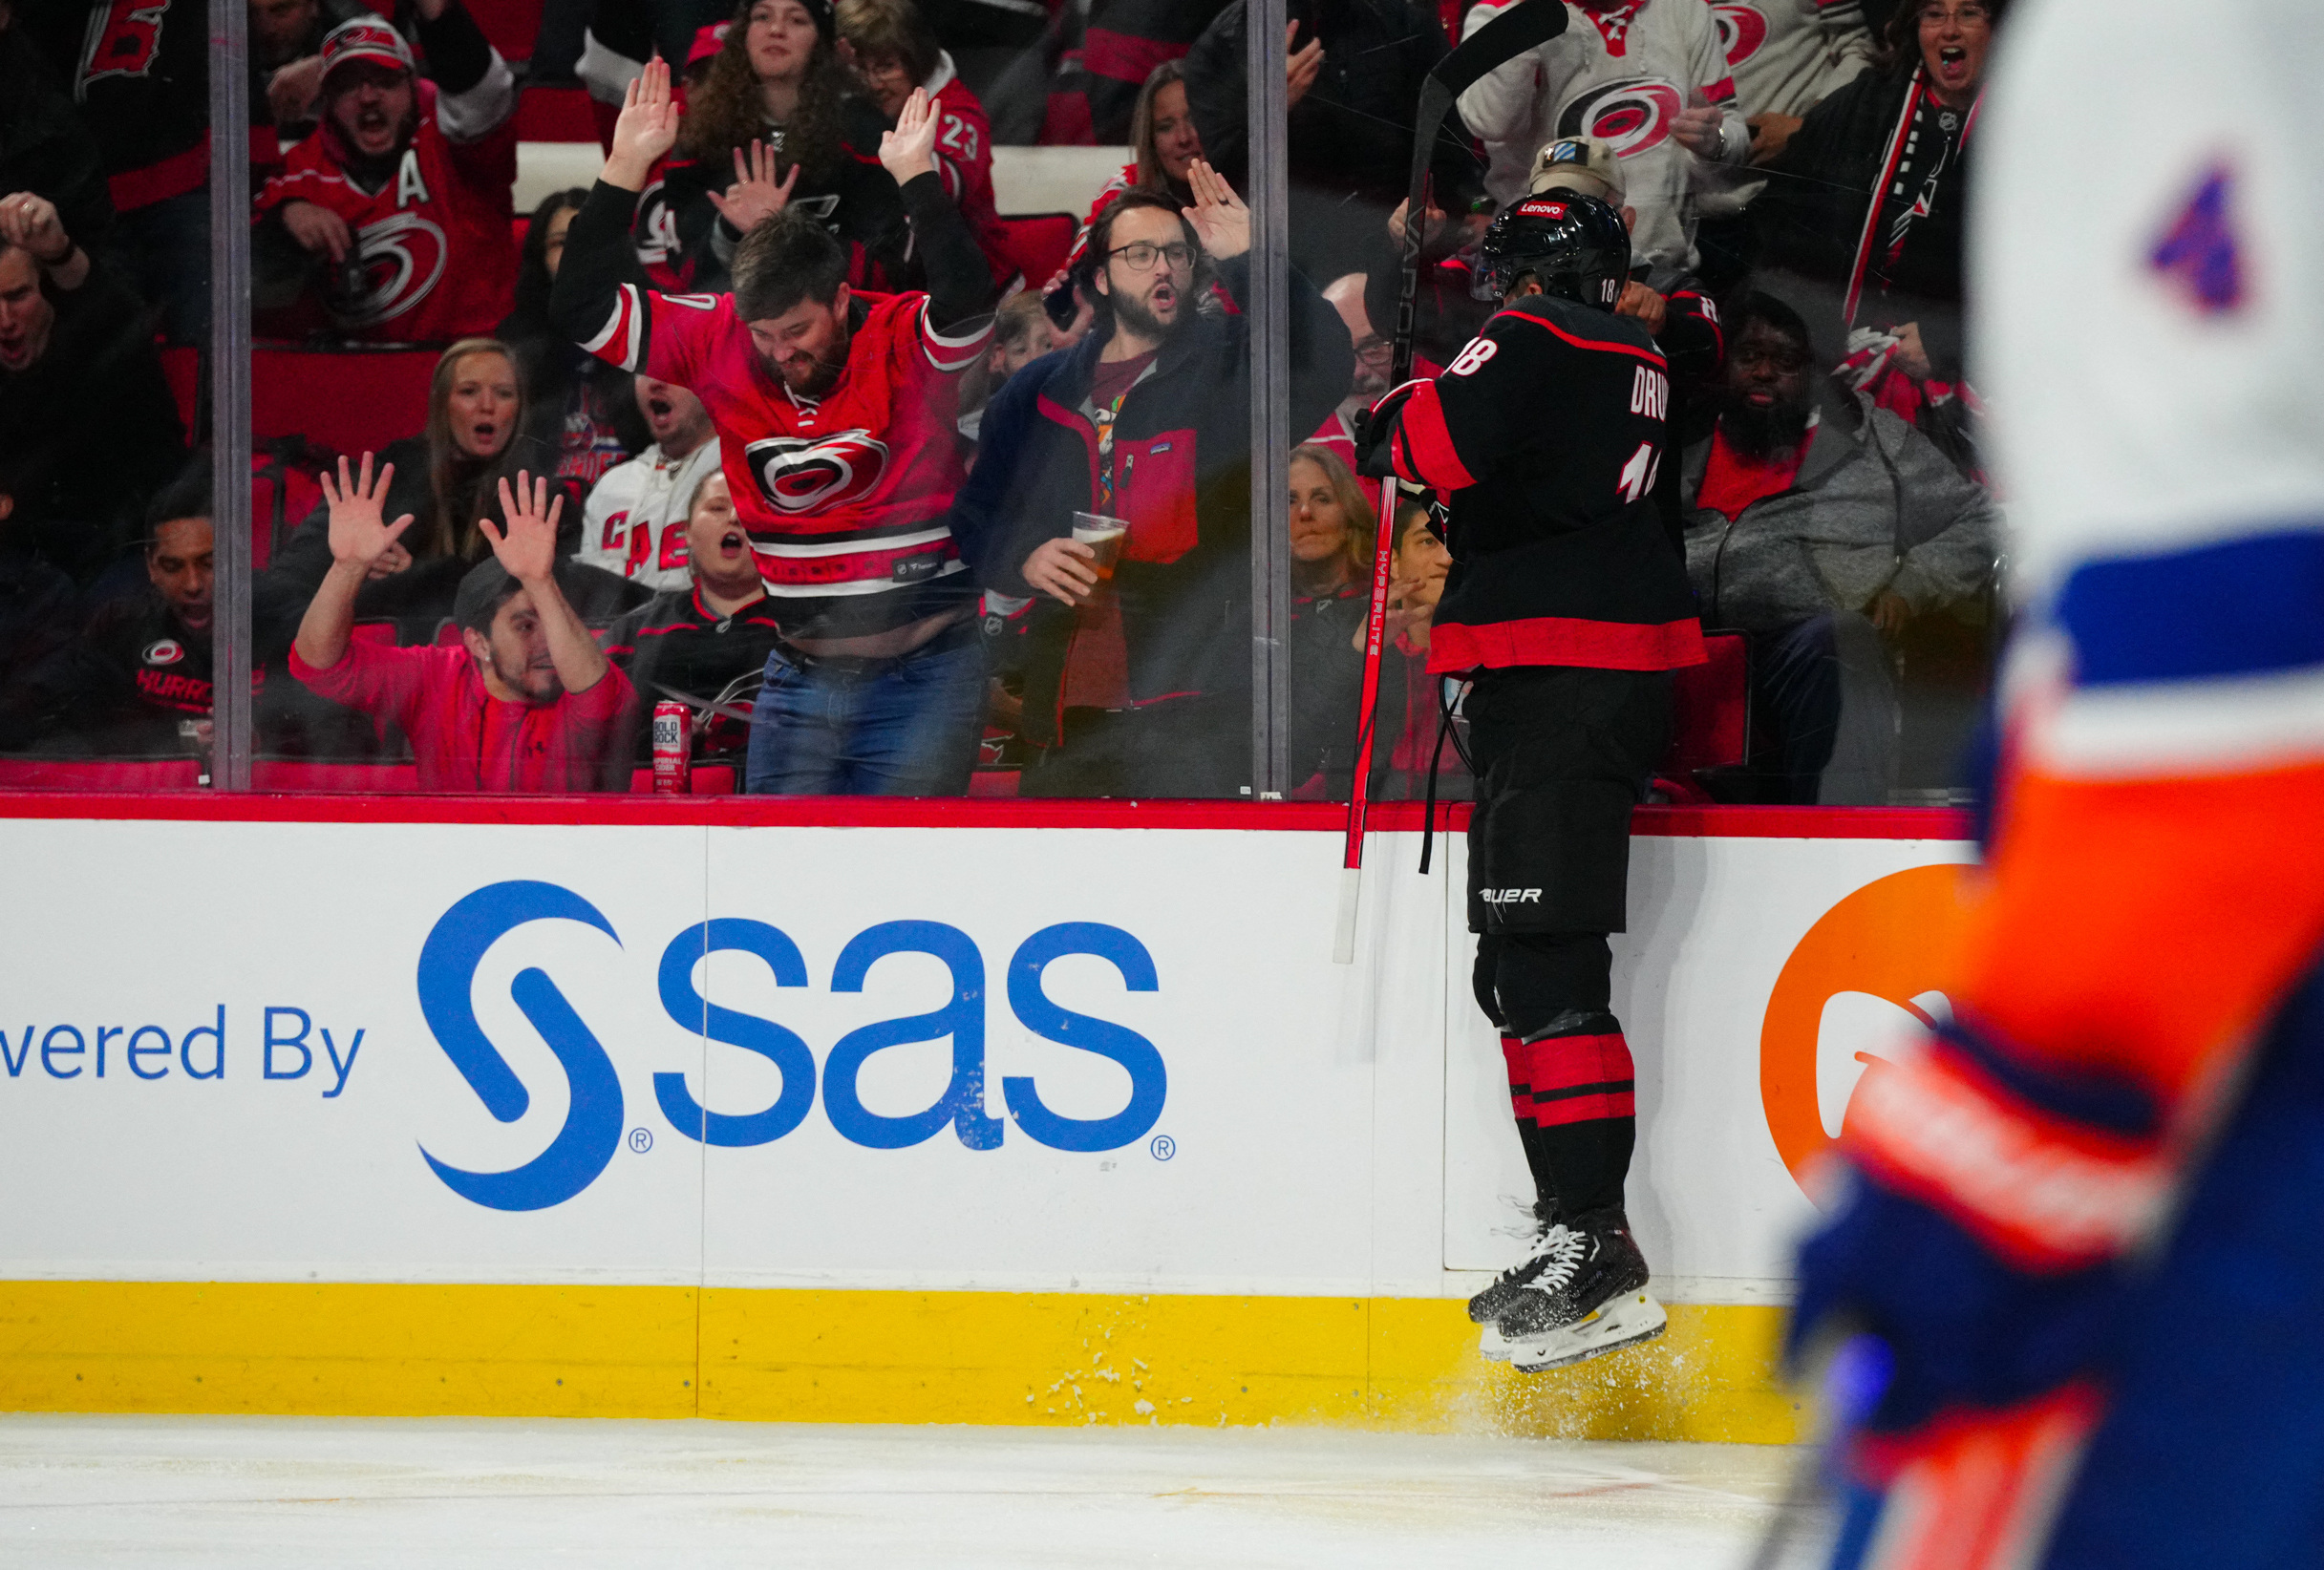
[1507,1289,1668,1373]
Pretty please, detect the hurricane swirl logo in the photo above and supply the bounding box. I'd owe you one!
[1712,4,1769,68]
[744,430,890,514]
[142,639,184,667]
[336,210,449,329]
[1559,78,1686,159]
[634,177,679,271]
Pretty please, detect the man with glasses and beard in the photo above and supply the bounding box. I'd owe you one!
[1678,292,1995,802]
[950,169,1352,797]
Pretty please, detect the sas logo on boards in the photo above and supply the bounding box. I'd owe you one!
[1757,863,1975,1201]
[417,881,1168,1214]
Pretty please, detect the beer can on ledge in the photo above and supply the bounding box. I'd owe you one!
[650,700,692,794]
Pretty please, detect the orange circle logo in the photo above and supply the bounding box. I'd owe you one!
[1759,863,1976,1200]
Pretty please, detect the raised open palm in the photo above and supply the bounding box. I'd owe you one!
[879,87,939,184]
[479,472,564,583]
[318,454,415,570]
[609,56,683,183]
[1183,159,1250,263]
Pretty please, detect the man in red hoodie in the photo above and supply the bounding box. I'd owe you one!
[290,456,632,792]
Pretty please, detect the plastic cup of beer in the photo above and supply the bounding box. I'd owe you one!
[1072,512,1129,582]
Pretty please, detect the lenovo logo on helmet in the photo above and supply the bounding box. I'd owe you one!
[1518,200,1569,220]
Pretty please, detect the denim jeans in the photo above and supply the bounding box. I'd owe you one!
[743,621,987,796]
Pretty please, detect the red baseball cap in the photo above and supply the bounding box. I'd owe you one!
[686,22,731,69]
[319,15,416,86]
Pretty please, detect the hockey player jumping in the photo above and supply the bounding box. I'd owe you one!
[1357,191,1705,1372]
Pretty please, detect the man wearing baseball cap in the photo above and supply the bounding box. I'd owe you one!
[253,0,521,343]
[290,456,633,792]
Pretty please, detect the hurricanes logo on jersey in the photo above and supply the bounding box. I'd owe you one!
[76,0,170,94]
[334,211,450,329]
[1712,4,1770,68]
[743,431,890,514]
[1560,78,1685,159]
[633,177,681,277]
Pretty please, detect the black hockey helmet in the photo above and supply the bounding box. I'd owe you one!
[1472,192,1631,310]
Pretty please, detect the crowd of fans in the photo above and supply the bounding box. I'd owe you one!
[0,0,2002,803]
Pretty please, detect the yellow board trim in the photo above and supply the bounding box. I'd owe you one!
[0,1283,1799,1443]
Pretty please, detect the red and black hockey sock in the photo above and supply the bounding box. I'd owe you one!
[1499,1032,1564,1219]
[1522,1017,1635,1221]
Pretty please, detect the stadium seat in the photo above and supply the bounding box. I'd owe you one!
[250,760,423,792]
[991,213,1076,287]
[253,348,437,461]
[967,770,1021,797]
[513,85,602,144]
[0,758,202,791]
[159,344,202,435]
[351,621,399,647]
[464,0,542,62]
[1663,631,1749,788]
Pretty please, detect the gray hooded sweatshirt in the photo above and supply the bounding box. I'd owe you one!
[1679,393,2000,633]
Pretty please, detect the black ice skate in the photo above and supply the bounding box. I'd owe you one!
[1467,1202,1570,1342]
[1482,1214,1666,1372]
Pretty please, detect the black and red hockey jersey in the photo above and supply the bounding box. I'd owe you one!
[556,173,997,641]
[1374,291,1704,674]
[599,583,785,760]
[23,0,278,212]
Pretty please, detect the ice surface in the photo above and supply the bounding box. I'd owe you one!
[0,1414,1800,1567]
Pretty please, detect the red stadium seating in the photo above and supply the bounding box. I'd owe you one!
[967,770,1021,797]
[1663,631,1750,790]
[464,0,543,62]
[991,214,1077,287]
[159,344,201,435]
[351,621,399,647]
[513,85,604,144]
[253,348,437,461]
[251,760,423,792]
[0,759,203,791]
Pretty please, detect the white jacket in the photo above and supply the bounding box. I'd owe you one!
[1457,0,1749,272]
[572,438,725,594]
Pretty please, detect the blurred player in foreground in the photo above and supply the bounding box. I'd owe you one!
[1358,190,1704,1372]
[1785,2,2324,1563]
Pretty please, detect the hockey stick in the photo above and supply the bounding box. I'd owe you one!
[1333,0,1569,964]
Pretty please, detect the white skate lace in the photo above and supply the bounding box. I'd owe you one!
[1489,1195,1546,1241]
[1518,1228,1588,1298]
[1491,1221,1578,1286]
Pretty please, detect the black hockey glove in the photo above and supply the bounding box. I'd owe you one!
[1352,382,1419,479]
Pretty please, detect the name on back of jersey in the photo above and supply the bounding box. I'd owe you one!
[1630,365,1670,422]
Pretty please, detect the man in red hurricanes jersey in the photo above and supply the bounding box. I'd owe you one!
[551,60,998,796]
[252,0,519,343]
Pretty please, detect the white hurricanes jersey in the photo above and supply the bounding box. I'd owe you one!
[573,438,726,594]
[1711,0,1871,120]
[1457,0,1746,272]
